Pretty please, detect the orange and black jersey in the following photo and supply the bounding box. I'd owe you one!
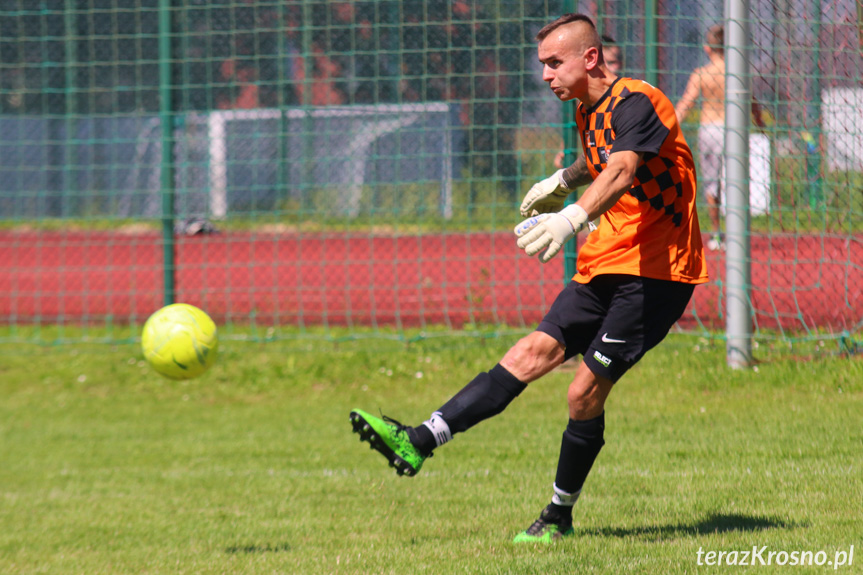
[573,77,709,285]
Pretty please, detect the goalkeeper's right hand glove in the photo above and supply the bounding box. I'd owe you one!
[519,169,572,217]
[514,204,589,263]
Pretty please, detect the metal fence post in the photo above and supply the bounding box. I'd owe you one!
[159,0,176,306]
[725,0,753,368]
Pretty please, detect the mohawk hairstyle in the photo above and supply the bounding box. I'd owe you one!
[535,13,596,42]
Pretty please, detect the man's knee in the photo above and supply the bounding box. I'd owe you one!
[500,331,565,383]
[567,364,614,420]
[567,386,597,420]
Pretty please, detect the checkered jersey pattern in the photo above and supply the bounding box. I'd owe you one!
[578,86,685,227]
[580,94,619,172]
[630,157,685,226]
[571,78,707,285]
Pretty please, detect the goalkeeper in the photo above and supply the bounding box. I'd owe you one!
[350,13,709,543]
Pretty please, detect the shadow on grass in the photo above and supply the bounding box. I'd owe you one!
[225,543,292,554]
[579,513,802,540]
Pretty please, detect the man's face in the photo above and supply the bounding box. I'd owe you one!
[605,46,623,74]
[538,24,590,102]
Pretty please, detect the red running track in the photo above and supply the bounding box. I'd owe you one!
[1,230,861,333]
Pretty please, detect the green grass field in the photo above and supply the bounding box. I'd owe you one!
[1,333,861,574]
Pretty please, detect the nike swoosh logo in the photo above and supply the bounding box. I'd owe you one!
[601,333,626,344]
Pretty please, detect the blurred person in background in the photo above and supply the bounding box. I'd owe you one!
[675,24,726,251]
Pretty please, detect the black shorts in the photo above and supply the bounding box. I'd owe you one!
[537,274,695,383]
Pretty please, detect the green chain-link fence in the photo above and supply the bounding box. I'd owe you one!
[0,0,860,352]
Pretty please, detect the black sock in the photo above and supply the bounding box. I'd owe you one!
[438,364,527,433]
[546,503,573,524]
[408,425,435,456]
[408,364,527,454]
[554,413,605,497]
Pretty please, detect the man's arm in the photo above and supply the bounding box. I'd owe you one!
[519,154,593,217]
[560,154,593,188]
[514,151,640,263]
[575,150,640,219]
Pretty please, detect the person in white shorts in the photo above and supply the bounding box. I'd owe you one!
[675,24,726,251]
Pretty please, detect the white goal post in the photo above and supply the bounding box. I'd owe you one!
[207,109,281,219]
[206,103,456,219]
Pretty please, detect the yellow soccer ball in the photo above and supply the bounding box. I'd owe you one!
[141,303,218,380]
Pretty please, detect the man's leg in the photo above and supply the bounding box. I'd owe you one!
[700,124,724,250]
[707,194,724,250]
[350,331,566,476]
[513,361,613,543]
[515,276,696,543]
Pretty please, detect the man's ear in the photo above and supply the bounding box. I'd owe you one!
[584,46,600,70]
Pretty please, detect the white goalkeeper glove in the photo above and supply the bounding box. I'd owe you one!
[519,169,572,217]
[514,204,589,263]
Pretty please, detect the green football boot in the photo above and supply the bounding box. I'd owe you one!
[349,409,428,477]
[512,506,575,544]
